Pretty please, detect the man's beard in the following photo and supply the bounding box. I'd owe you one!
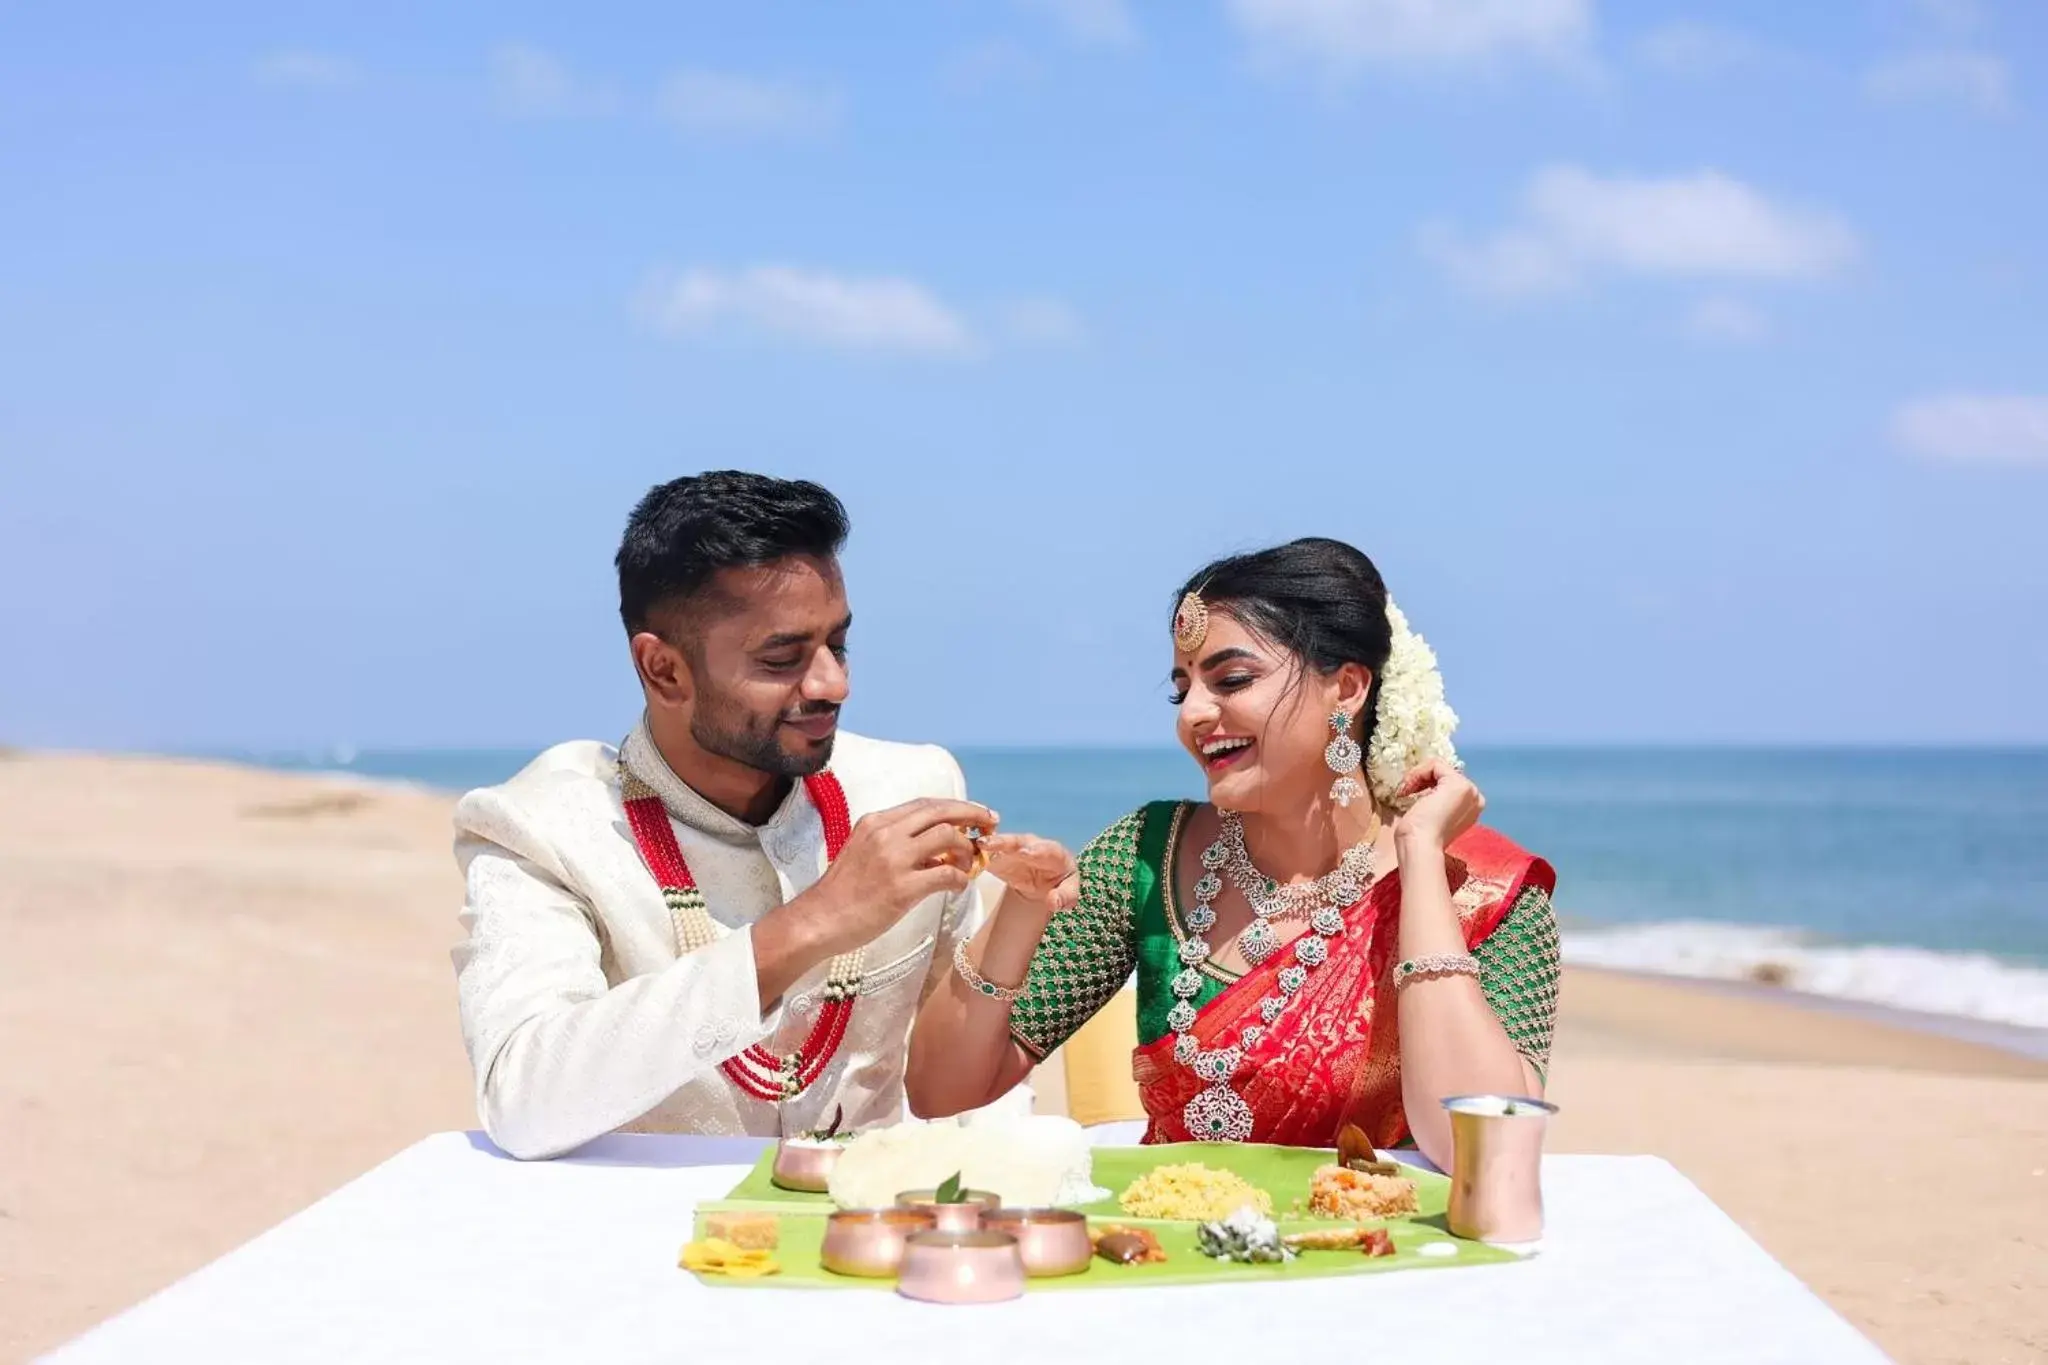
[691,691,838,778]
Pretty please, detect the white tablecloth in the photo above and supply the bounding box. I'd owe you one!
[42,1132,1890,1364]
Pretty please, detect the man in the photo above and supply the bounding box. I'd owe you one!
[452,471,1019,1158]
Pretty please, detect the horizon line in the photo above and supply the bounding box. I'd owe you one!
[160,738,2048,757]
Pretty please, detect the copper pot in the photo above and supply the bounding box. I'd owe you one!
[769,1139,843,1193]
[894,1188,1001,1235]
[819,1208,936,1278]
[896,1230,1027,1304]
[985,1208,1092,1277]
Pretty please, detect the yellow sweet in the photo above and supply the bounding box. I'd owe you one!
[705,1211,780,1250]
[718,1259,780,1279]
[680,1238,781,1277]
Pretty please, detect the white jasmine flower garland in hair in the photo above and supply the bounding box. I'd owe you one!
[1366,600,1460,810]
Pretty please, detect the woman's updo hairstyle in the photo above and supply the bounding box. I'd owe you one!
[1172,537,1392,748]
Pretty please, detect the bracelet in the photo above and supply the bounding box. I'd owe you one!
[1392,953,1480,989]
[953,938,1026,1003]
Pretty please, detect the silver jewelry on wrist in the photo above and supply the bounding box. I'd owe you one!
[1392,952,1480,989]
[952,937,1025,1002]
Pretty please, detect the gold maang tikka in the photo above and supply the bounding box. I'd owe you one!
[1173,591,1209,653]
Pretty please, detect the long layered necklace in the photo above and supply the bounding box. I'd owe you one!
[1172,812,1379,1142]
[619,762,862,1102]
[1222,818,1377,967]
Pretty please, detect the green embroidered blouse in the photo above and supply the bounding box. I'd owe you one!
[1008,801,1561,1080]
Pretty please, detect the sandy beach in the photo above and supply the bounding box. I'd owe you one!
[3,751,2043,1364]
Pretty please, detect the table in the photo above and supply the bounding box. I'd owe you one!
[43,1132,1891,1364]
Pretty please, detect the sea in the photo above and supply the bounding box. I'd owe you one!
[229,743,2048,1043]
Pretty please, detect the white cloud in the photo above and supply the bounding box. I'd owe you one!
[252,50,359,90]
[1635,23,1774,76]
[1892,394,2048,465]
[1912,0,1981,35]
[1424,165,1859,298]
[1682,297,1769,343]
[636,266,976,356]
[489,42,620,118]
[657,70,840,139]
[485,47,836,133]
[1001,298,1088,346]
[1225,0,1593,77]
[1418,224,1576,297]
[1531,168,1857,277]
[1864,51,2011,114]
[944,39,1041,93]
[1018,0,1139,48]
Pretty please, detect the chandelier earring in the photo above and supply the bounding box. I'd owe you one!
[1326,708,1364,808]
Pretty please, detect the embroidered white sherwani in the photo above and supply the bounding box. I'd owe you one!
[452,723,1005,1159]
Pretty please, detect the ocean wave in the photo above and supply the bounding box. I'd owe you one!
[1561,921,2048,1030]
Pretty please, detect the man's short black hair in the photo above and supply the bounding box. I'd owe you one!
[616,471,850,636]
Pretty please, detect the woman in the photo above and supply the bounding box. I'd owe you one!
[905,538,1559,1168]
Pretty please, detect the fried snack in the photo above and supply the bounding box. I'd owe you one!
[680,1238,781,1278]
[1307,1163,1418,1220]
[1118,1164,1273,1221]
[1284,1225,1374,1252]
[704,1211,779,1251]
[1283,1224,1396,1256]
[1090,1224,1167,1265]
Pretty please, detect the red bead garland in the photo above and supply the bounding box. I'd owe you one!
[623,771,856,1102]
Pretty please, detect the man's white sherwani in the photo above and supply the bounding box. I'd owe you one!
[452,724,995,1159]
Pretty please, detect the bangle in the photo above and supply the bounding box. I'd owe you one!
[1392,953,1480,989]
[953,938,1026,1003]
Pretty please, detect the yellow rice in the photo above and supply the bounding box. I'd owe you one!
[1117,1163,1274,1221]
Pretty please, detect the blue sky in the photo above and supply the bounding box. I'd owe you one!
[3,0,2045,750]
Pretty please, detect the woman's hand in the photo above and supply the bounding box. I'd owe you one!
[1392,759,1485,851]
[978,832,1080,913]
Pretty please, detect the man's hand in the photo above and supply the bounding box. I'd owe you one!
[796,798,996,959]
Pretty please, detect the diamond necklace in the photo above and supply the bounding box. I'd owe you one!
[1170,813,1378,1142]
[1221,812,1377,967]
